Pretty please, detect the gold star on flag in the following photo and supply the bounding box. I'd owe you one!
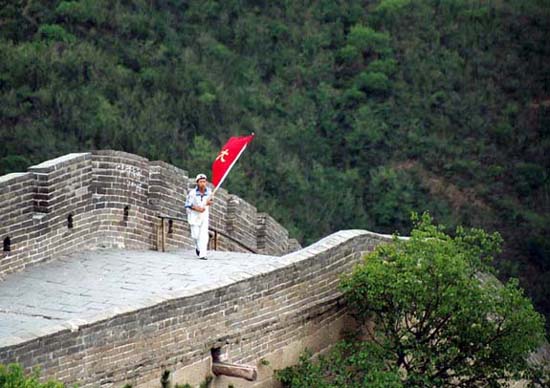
[216,149,229,163]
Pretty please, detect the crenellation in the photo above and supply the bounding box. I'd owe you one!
[0,151,324,386]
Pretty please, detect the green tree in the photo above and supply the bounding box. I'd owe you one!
[186,135,217,177]
[342,213,545,386]
[0,0,549,334]
[0,363,64,388]
[278,214,546,387]
[276,344,402,388]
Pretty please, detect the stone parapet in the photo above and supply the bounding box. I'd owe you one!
[0,230,392,387]
[0,151,300,277]
[257,213,289,255]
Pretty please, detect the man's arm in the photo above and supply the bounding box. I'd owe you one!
[185,191,196,211]
[186,191,207,213]
[190,204,205,212]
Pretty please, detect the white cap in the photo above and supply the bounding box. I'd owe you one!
[195,173,207,182]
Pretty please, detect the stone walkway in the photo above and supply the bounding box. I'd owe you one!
[0,249,287,348]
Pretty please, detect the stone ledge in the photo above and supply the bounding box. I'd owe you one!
[1,151,299,278]
[91,149,150,162]
[0,230,390,350]
[28,153,91,172]
[0,227,391,387]
[0,172,32,185]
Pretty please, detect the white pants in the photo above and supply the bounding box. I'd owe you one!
[190,220,209,257]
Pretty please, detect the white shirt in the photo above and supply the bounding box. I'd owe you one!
[185,187,211,225]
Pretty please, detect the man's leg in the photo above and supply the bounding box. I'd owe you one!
[197,221,209,259]
[190,225,200,255]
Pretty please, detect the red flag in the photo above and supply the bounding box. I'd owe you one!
[212,134,255,188]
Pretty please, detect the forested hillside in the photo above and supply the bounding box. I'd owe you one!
[1,0,549,331]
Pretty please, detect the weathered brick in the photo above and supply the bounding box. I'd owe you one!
[0,151,321,386]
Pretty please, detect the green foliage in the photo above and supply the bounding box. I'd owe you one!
[366,167,434,232]
[0,364,65,388]
[276,344,402,388]
[0,0,549,334]
[55,0,110,27]
[38,24,76,43]
[356,71,390,93]
[347,25,392,56]
[367,59,398,76]
[337,45,361,65]
[0,155,30,174]
[186,136,218,179]
[375,0,412,14]
[339,213,545,386]
[198,375,213,388]
[278,215,546,387]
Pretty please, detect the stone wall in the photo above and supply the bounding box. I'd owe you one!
[257,213,290,256]
[0,151,298,276]
[0,230,392,387]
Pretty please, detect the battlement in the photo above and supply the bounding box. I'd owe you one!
[0,230,392,387]
[0,151,299,276]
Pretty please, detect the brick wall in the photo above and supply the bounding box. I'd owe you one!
[91,150,156,250]
[257,213,289,255]
[0,151,299,277]
[0,230,392,387]
[0,172,35,274]
[226,195,258,252]
[0,153,99,275]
